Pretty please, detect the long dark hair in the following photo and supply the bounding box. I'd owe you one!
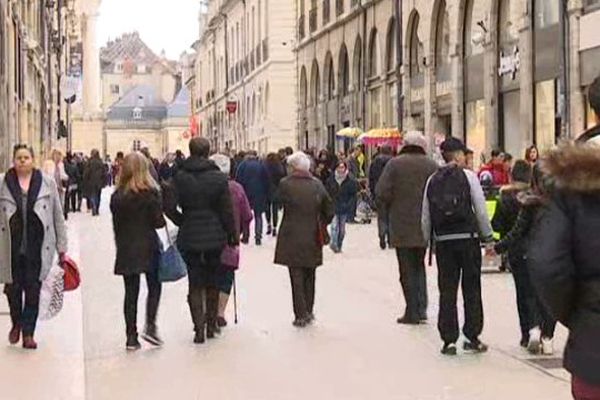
[525,145,538,163]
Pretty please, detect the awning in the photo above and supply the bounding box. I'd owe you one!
[336,127,363,138]
[357,128,403,145]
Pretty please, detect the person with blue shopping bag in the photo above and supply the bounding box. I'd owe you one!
[111,152,166,351]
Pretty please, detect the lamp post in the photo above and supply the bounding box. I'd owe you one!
[558,0,570,139]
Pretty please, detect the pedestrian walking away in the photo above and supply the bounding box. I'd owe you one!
[422,137,494,356]
[0,144,68,350]
[110,152,166,351]
[493,162,557,355]
[83,149,107,216]
[235,150,270,245]
[164,137,237,344]
[264,152,286,237]
[210,154,253,328]
[274,152,334,327]
[325,161,359,253]
[376,132,438,325]
[530,76,600,399]
[369,145,393,249]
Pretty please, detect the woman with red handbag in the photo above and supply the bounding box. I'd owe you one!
[274,152,334,328]
[0,145,68,350]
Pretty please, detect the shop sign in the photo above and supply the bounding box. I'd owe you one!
[226,101,238,114]
[498,46,520,80]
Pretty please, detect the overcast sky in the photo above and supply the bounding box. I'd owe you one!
[97,0,199,59]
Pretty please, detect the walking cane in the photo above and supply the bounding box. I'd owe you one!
[233,275,239,324]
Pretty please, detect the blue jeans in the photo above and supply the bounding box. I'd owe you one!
[330,214,348,252]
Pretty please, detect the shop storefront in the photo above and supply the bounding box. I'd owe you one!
[533,0,560,152]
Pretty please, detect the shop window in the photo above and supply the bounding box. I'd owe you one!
[370,87,381,128]
[465,100,486,168]
[534,0,559,28]
[535,80,557,152]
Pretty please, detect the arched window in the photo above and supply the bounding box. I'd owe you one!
[338,45,350,96]
[300,67,308,108]
[385,19,396,73]
[368,29,378,78]
[408,12,423,77]
[353,36,362,91]
[324,52,335,100]
[434,0,451,71]
[310,60,320,106]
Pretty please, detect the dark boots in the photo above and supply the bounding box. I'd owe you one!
[206,287,220,339]
[187,291,205,344]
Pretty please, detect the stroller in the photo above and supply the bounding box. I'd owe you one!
[355,180,376,224]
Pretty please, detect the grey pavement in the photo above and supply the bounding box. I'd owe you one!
[1,189,572,399]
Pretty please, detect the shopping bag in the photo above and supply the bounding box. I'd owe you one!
[39,266,65,321]
[158,227,187,283]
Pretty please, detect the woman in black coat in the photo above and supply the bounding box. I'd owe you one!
[530,143,600,396]
[111,152,166,351]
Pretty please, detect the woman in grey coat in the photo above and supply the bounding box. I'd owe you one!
[0,145,68,349]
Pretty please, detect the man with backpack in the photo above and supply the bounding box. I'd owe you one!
[421,137,494,356]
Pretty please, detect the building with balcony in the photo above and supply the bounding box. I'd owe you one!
[193,0,296,154]
[296,0,600,164]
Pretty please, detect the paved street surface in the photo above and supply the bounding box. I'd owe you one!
[1,189,572,399]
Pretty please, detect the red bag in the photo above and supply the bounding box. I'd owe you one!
[62,255,81,292]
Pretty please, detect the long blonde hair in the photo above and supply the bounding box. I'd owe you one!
[117,152,159,193]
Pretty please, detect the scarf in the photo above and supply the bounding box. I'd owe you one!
[335,170,348,186]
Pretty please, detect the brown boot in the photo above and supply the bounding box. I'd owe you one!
[8,325,20,345]
[22,335,37,350]
[187,292,205,344]
[206,288,220,339]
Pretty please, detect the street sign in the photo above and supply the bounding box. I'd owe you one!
[226,101,238,114]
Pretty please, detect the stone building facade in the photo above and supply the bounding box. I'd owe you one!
[0,0,76,170]
[296,0,600,163]
[192,0,297,153]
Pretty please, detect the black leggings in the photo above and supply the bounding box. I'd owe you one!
[4,255,42,336]
[123,269,162,336]
[265,201,280,229]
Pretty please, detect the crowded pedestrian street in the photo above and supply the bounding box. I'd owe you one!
[0,189,572,400]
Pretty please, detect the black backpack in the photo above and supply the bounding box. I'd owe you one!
[427,165,476,237]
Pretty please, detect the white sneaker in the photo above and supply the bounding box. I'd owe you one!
[527,327,541,354]
[542,337,554,355]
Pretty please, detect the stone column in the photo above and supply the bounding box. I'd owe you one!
[451,51,464,140]
[568,0,585,137]
[484,38,499,150]
[519,11,534,148]
[82,11,101,115]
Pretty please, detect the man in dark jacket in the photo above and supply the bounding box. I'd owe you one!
[164,137,236,344]
[376,133,438,325]
[235,150,270,245]
[325,161,359,253]
[369,145,393,249]
[530,77,600,398]
[83,149,106,216]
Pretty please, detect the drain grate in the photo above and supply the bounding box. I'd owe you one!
[528,357,564,370]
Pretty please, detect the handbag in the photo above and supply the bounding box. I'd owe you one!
[158,227,188,283]
[316,218,330,247]
[63,255,81,291]
[221,245,240,271]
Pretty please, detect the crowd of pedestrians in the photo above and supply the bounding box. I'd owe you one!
[3,76,600,400]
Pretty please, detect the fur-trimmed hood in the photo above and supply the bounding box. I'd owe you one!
[542,144,600,193]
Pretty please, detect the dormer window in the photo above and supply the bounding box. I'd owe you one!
[137,64,146,73]
[115,62,124,73]
[133,106,143,120]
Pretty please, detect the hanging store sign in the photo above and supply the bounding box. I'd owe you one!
[498,46,520,80]
[226,101,238,114]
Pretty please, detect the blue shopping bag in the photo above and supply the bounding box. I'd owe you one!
[158,228,187,283]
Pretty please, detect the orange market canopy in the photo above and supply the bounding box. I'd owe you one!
[358,128,403,146]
